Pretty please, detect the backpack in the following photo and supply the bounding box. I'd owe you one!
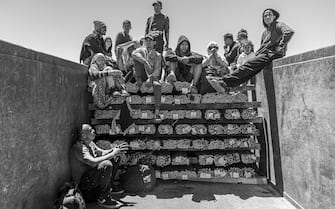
[54,182,86,209]
[120,164,156,193]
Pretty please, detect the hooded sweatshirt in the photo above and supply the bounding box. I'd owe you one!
[174,35,203,73]
[256,15,294,56]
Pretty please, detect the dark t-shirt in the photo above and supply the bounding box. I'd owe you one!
[70,142,96,184]
[145,13,169,40]
[115,32,132,51]
[79,32,106,63]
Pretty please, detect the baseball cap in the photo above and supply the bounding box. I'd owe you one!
[152,1,162,7]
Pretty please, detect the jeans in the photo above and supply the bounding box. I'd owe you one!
[222,52,283,87]
[134,61,162,110]
[79,160,113,202]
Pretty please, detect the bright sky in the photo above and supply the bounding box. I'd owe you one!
[0,0,334,62]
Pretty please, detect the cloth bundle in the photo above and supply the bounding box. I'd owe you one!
[95,140,112,150]
[208,124,225,135]
[109,96,125,104]
[161,81,174,94]
[174,81,191,93]
[228,167,244,178]
[201,93,217,104]
[161,170,179,179]
[179,170,197,179]
[94,110,120,119]
[138,124,156,134]
[168,110,186,120]
[138,153,157,165]
[175,124,192,135]
[176,139,191,149]
[158,124,174,135]
[198,154,214,165]
[192,139,209,150]
[215,93,233,103]
[174,95,190,104]
[185,110,202,119]
[140,82,154,93]
[241,154,257,164]
[224,109,241,119]
[138,110,155,119]
[231,92,248,102]
[162,139,177,149]
[143,96,155,104]
[214,168,228,178]
[156,154,171,167]
[189,94,202,104]
[160,95,174,104]
[208,139,224,150]
[171,152,190,165]
[128,125,140,134]
[130,139,146,150]
[223,124,241,135]
[214,155,229,166]
[127,152,142,165]
[198,168,214,179]
[243,168,256,178]
[191,124,207,135]
[146,140,162,150]
[94,124,110,135]
[158,110,169,120]
[240,124,257,134]
[224,138,242,148]
[125,82,139,93]
[128,95,143,104]
[205,110,221,120]
[241,109,258,119]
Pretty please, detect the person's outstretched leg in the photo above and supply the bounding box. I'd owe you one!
[222,52,282,87]
[152,78,162,122]
[190,64,203,93]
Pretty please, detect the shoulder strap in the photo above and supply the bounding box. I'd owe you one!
[149,16,154,32]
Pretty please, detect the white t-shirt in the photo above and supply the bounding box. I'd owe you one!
[236,52,255,68]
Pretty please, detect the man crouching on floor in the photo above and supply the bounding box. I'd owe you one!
[70,124,128,208]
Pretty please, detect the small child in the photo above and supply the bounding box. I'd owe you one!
[89,53,128,96]
[236,40,255,69]
[202,42,229,77]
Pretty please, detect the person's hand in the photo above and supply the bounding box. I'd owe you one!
[144,61,152,72]
[112,144,129,155]
[224,45,229,54]
[275,46,285,55]
[180,57,189,65]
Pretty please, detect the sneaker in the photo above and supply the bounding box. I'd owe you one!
[112,91,121,97]
[110,185,124,195]
[120,89,129,97]
[97,196,120,209]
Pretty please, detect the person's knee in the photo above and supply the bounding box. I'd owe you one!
[97,160,113,170]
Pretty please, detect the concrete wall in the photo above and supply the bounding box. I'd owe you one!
[0,40,89,209]
[256,45,335,209]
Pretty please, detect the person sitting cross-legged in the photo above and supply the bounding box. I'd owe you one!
[70,124,129,208]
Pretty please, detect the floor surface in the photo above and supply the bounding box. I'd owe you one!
[87,180,296,209]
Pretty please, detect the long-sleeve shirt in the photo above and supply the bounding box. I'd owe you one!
[256,21,295,56]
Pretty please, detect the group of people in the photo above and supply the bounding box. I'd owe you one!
[73,1,294,208]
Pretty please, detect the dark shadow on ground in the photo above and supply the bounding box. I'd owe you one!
[87,180,281,208]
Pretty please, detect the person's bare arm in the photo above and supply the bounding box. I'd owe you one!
[83,145,128,166]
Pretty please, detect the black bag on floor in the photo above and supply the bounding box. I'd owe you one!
[54,182,86,209]
[120,164,156,193]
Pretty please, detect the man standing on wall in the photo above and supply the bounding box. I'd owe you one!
[145,0,169,53]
